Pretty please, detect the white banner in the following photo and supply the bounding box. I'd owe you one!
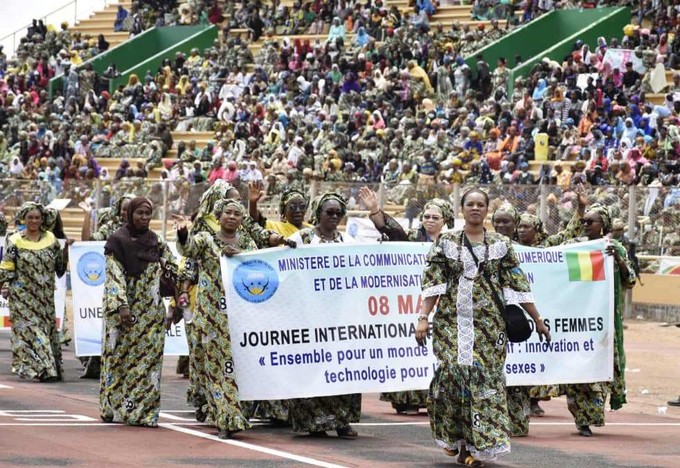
[602,48,646,74]
[344,216,465,244]
[223,240,614,400]
[69,242,188,356]
[0,237,66,331]
[657,257,680,275]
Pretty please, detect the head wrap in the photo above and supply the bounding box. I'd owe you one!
[519,213,546,245]
[587,203,612,234]
[213,198,245,218]
[492,202,520,225]
[310,192,347,225]
[104,197,159,276]
[15,202,45,228]
[420,199,455,229]
[191,180,238,235]
[279,188,309,216]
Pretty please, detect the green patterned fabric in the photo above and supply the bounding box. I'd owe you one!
[378,211,429,409]
[99,235,179,427]
[506,386,530,436]
[0,231,66,381]
[563,238,635,426]
[287,229,361,433]
[177,231,255,432]
[422,230,532,460]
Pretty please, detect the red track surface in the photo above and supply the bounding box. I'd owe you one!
[1,321,679,467]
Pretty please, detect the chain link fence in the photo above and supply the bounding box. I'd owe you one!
[2,179,680,263]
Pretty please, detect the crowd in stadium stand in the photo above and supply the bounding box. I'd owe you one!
[0,0,679,258]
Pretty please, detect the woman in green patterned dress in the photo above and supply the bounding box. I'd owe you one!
[0,202,68,382]
[359,186,455,415]
[286,192,361,439]
[78,194,135,379]
[174,199,256,439]
[504,191,587,435]
[563,203,635,437]
[99,197,180,427]
[415,189,550,467]
[79,194,135,242]
[177,180,290,426]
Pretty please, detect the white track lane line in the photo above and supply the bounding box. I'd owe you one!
[0,384,13,389]
[351,421,680,427]
[160,423,348,468]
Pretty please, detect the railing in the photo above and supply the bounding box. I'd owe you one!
[2,179,680,253]
[0,0,119,54]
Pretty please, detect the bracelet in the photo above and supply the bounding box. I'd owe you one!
[369,210,380,216]
[180,291,189,295]
[417,315,429,321]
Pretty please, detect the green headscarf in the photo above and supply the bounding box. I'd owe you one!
[15,202,45,229]
[492,202,520,225]
[213,198,245,217]
[279,188,309,216]
[191,180,238,235]
[421,198,455,229]
[310,192,347,225]
[43,207,59,233]
[519,213,547,245]
[587,203,612,234]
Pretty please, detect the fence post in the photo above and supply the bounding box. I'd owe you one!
[539,184,548,226]
[377,182,385,210]
[624,185,637,319]
[74,0,78,25]
[627,185,636,242]
[92,178,102,231]
[161,180,169,240]
[452,183,461,217]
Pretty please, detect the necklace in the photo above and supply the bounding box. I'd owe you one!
[218,231,237,244]
[458,229,489,273]
[315,227,337,242]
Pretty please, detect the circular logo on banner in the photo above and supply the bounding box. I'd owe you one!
[232,259,279,304]
[77,251,106,287]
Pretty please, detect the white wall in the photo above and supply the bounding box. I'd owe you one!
[1,0,116,56]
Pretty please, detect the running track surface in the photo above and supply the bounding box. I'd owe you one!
[1,321,679,468]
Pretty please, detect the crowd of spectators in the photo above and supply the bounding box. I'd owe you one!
[0,0,679,256]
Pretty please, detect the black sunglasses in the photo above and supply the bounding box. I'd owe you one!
[324,210,343,218]
[288,204,307,212]
[581,219,599,226]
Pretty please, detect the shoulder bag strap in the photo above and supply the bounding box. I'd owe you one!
[463,233,506,313]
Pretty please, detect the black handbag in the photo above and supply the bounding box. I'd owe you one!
[463,234,533,343]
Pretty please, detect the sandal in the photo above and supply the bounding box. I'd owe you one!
[308,431,328,438]
[336,426,358,439]
[195,408,207,423]
[577,425,593,437]
[443,447,459,457]
[457,455,485,467]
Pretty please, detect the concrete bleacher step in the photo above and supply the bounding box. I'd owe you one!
[171,131,214,143]
[69,1,131,47]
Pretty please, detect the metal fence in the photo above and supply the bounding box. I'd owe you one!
[2,179,680,254]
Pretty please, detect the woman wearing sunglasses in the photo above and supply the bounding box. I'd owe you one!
[286,192,360,439]
[249,185,312,237]
[359,186,455,415]
[562,202,636,437]
[505,186,588,436]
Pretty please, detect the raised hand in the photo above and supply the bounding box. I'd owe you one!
[358,186,379,213]
[78,201,92,214]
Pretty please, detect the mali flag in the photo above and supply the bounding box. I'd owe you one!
[566,251,605,281]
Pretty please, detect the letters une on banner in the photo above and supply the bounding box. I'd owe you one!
[223,240,614,401]
[69,242,188,356]
[0,237,66,331]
